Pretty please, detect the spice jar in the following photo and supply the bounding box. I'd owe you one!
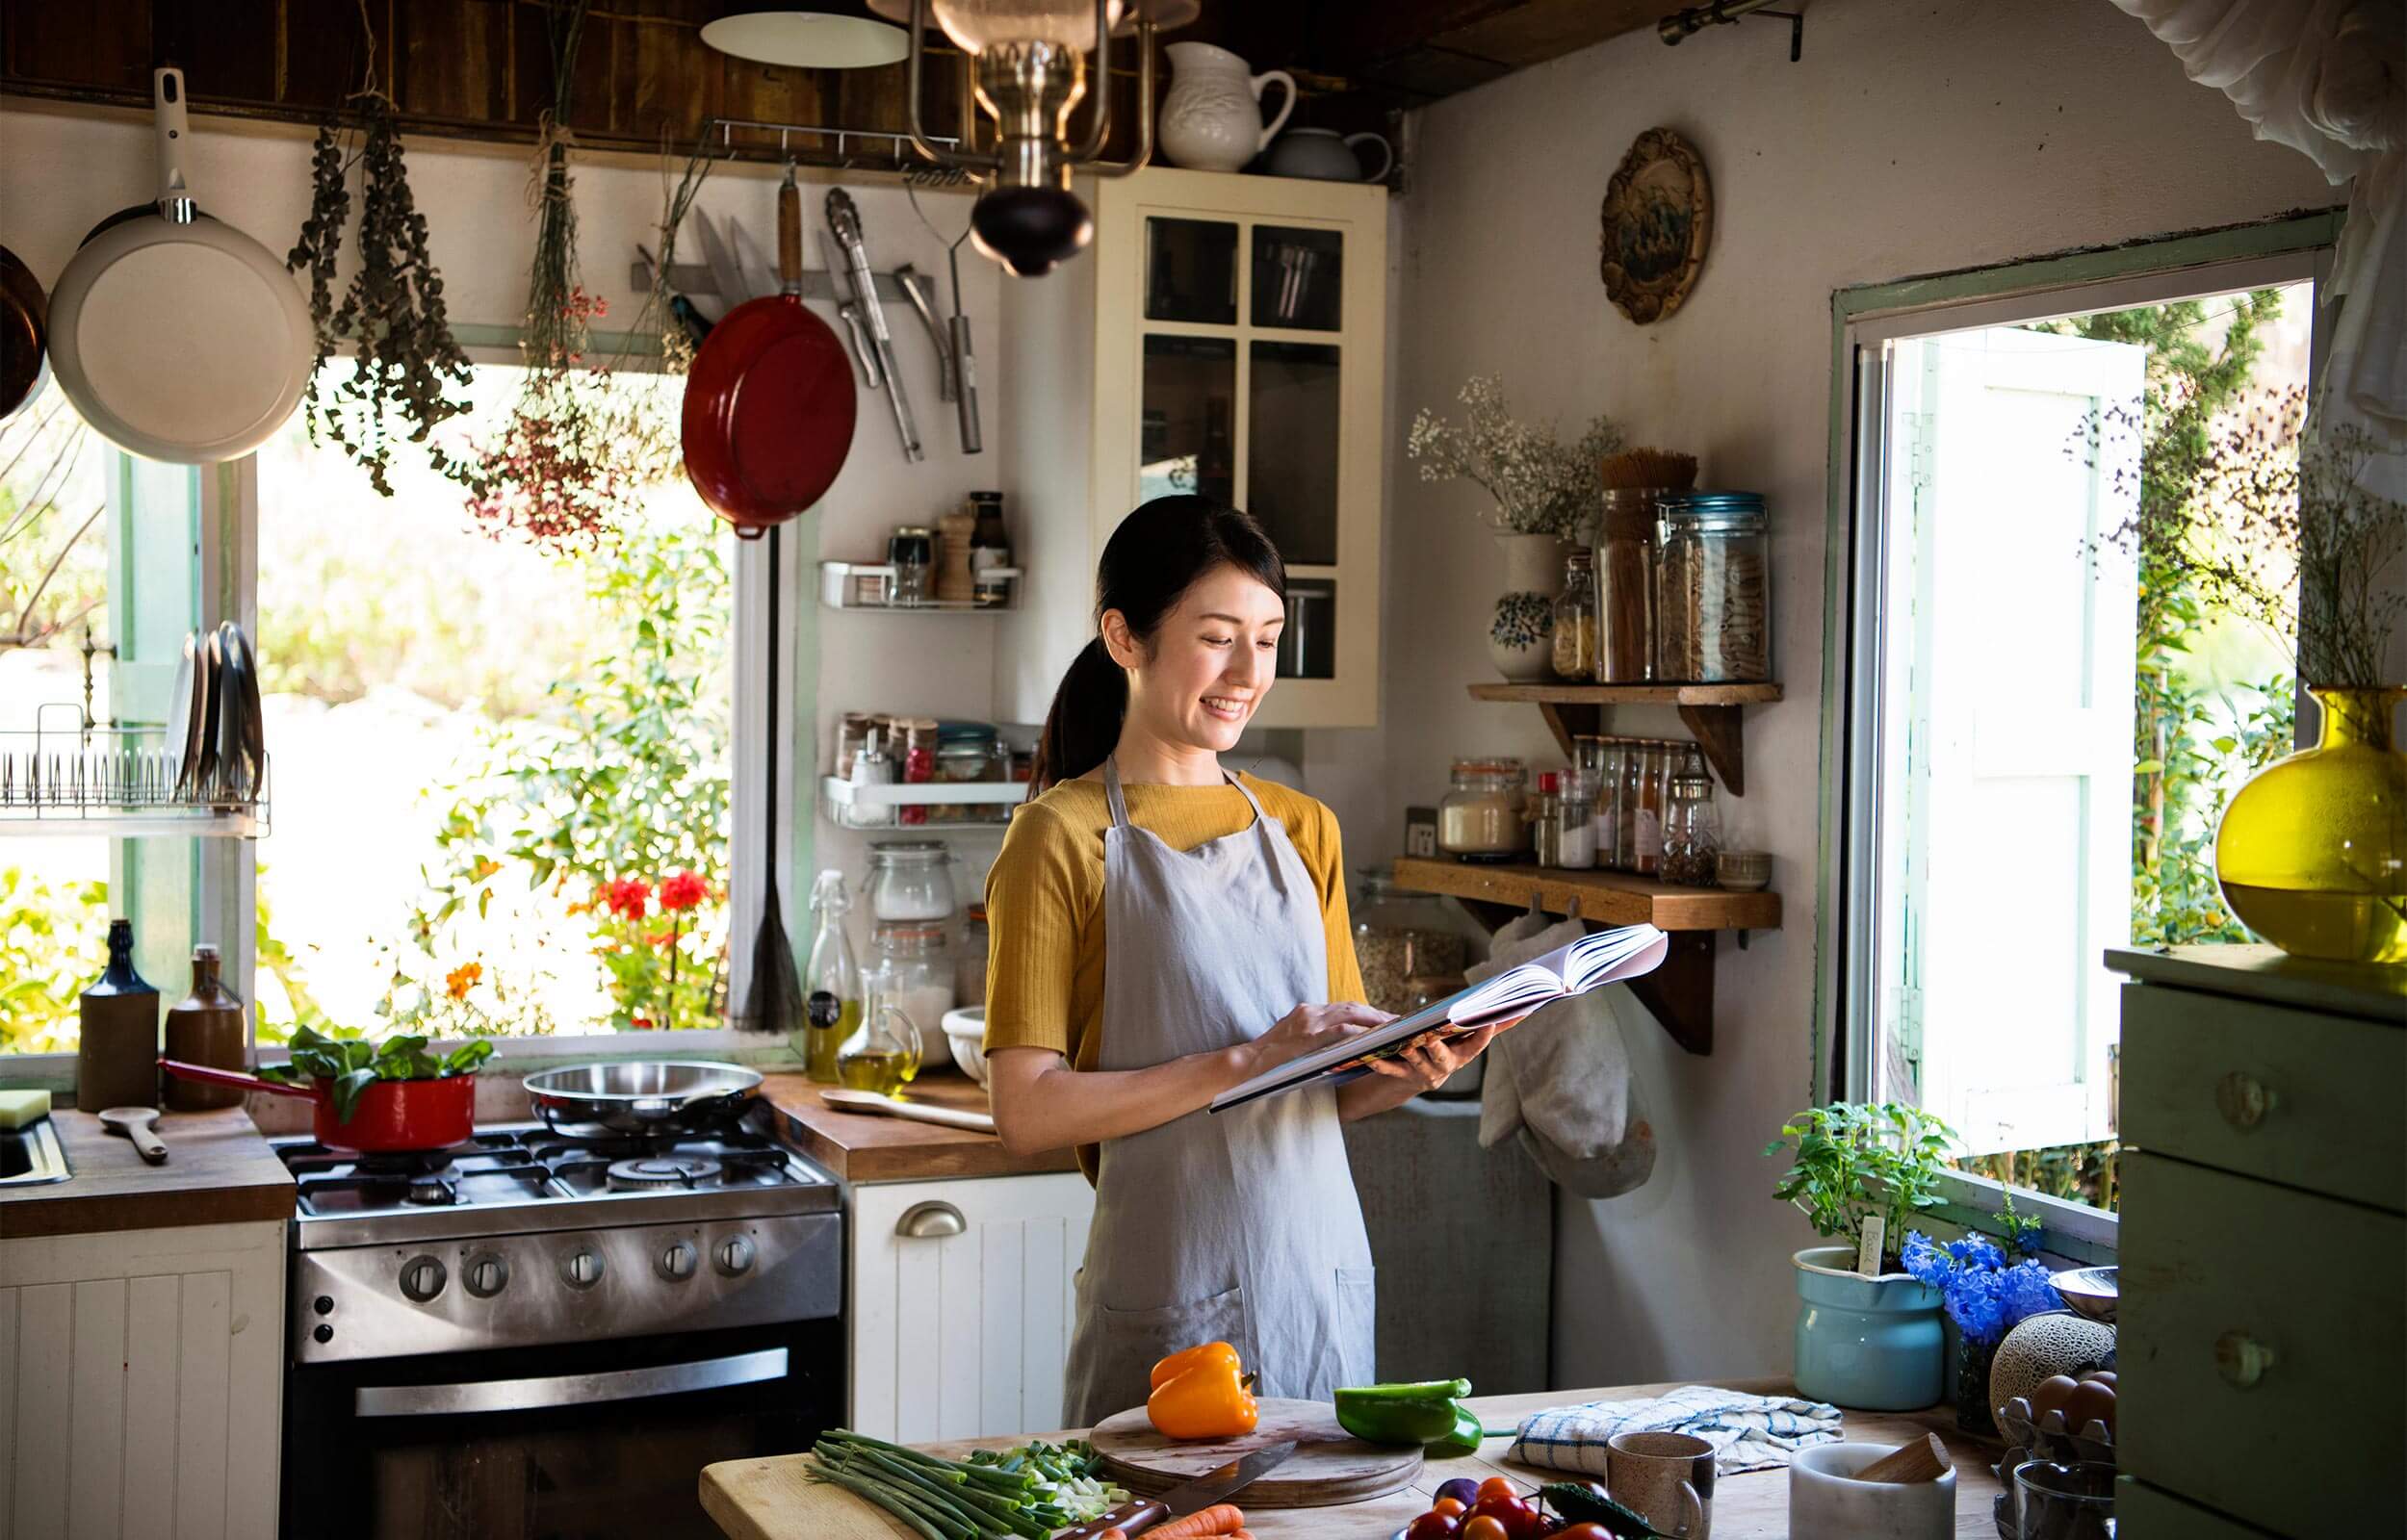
[969,492,1012,607]
[1532,771,1564,867]
[834,712,874,782]
[1632,740,1668,876]
[1616,740,1645,871]
[1551,548,1598,680]
[1596,489,1659,682]
[848,728,896,827]
[1654,492,1772,682]
[1559,768,1598,870]
[863,838,957,922]
[1436,758,1530,860]
[1352,874,1471,1015]
[898,718,937,826]
[1661,746,1722,886]
[889,525,936,604]
[1595,739,1627,869]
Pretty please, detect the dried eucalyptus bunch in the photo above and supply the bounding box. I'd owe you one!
[287,95,474,496]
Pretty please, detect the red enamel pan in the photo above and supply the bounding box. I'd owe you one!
[159,1058,476,1154]
[682,167,858,536]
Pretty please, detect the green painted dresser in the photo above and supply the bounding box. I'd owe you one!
[2109,945,2406,1537]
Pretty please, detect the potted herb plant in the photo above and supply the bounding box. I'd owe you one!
[1764,1101,1955,1409]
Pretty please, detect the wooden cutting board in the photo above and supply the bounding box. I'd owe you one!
[1088,1399,1422,1508]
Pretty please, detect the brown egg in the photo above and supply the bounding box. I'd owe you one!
[2028,1374,2082,1419]
[2062,1378,2117,1435]
[2080,1370,2116,1390]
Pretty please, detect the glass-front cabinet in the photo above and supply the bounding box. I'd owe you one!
[996,167,1387,729]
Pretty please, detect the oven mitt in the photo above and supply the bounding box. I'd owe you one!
[1466,913,1657,1199]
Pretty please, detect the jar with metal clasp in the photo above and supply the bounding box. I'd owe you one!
[863,838,957,923]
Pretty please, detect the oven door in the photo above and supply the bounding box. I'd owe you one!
[283,1318,841,1540]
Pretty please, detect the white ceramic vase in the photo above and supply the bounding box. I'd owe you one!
[1158,42,1296,172]
[1495,530,1566,600]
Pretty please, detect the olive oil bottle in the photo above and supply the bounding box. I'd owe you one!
[799,870,859,1083]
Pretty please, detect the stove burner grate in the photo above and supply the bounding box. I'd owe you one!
[605,1154,725,1192]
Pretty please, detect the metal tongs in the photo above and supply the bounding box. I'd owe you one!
[823,189,924,463]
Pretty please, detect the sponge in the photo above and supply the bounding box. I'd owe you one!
[0,1089,53,1129]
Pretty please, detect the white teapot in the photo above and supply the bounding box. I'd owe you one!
[1263,128,1392,183]
[1157,42,1295,172]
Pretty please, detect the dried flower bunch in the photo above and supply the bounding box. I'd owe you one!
[286,87,474,495]
[1409,375,1623,537]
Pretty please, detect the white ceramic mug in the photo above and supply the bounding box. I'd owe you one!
[1788,1442,1957,1540]
[1158,41,1296,172]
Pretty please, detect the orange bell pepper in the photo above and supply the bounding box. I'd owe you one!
[1147,1356,1259,1440]
[1150,1340,1242,1393]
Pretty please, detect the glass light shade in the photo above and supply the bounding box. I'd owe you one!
[930,0,1125,52]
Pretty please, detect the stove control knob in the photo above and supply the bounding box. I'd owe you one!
[398,1255,447,1303]
[313,1323,334,1345]
[465,1252,510,1298]
[313,1295,335,1316]
[561,1248,606,1290]
[713,1234,757,1277]
[657,1241,700,1282]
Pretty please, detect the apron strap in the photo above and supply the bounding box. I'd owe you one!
[1224,766,1269,825]
[1101,755,1133,829]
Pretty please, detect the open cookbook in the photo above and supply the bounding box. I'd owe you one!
[1209,922,1670,1113]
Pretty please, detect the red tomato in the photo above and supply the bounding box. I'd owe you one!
[1408,1513,1462,1540]
[1461,1518,1511,1540]
[1553,1527,1615,1540]
[1471,1494,1542,1539]
[1476,1476,1522,1504]
[1433,1498,1468,1518]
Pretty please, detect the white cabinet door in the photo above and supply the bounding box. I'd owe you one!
[0,1220,285,1540]
[848,1173,1095,1443]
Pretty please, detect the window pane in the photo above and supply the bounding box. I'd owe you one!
[252,363,733,1042]
[1139,335,1235,506]
[1251,225,1342,331]
[1246,341,1340,565]
[1144,218,1238,325]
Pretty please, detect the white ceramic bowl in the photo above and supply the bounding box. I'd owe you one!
[1789,1441,1955,1540]
[941,1007,990,1087]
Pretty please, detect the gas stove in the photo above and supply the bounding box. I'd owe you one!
[276,1119,842,1365]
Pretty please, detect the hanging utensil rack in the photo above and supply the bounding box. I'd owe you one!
[0,718,270,837]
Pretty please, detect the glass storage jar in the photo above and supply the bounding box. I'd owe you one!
[869,922,956,1052]
[1551,548,1598,680]
[957,906,990,1009]
[1595,489,1658,683]
[1660,746,1722,886]
[1437,758,1530,860]
[863,838,957,923]
[1654,492,1772,682]
[1352,873,1471,1015]
[1531,772,1564,867]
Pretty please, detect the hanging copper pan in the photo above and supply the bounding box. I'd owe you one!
[0,245,48,425]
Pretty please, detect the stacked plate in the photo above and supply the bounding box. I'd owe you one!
[166,621,266,804]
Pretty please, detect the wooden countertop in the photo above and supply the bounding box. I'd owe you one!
[700,1379,2006,1538]
[761,1071,1079,1184]
[0,1107,293,1239]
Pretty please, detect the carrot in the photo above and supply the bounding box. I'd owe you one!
[1150,1503,1247,1537]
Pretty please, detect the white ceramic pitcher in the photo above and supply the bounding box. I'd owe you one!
[1158,41,1295,172]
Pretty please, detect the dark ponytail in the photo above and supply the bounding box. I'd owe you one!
[1028,495,1285,793]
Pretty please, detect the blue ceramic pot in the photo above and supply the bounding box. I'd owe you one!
[1792,1245,1945,1410]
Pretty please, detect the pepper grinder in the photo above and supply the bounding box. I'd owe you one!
[77,918,160,1113]
[164,944,247,1111]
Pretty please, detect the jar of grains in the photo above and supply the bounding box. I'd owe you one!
[1653,492,1772,682]
[1551,547,1597,680]
[1352,873,1471,1015]
[1436,758,1530,860]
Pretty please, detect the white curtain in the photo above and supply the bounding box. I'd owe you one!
[2108,0,2405,441]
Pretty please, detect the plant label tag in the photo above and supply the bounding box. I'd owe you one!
[1857,1216,1886,1277]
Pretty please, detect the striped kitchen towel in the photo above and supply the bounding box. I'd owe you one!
[1508,1384,1844,1476]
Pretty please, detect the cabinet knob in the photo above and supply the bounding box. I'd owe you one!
[897,1200,966,1239]
[2214,1070,2275,1130]
[2214,1329,2275,1388]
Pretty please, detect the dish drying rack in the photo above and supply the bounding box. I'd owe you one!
[0,720,270,837]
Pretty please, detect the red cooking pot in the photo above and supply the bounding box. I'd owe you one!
[681,166,857,536]
[159,1058,477,1154]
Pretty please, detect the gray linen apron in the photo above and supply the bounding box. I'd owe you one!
[1059,757,1378,1427]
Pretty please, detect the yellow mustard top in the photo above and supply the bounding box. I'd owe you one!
[981,772,1366,1181]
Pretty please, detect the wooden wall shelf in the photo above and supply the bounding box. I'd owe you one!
[1391,856,1780,1056]
[1466,681,1782,794]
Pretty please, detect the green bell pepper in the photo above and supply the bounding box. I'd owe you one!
[1424,1400,1490,1458]
[1332,1379,1474,1446]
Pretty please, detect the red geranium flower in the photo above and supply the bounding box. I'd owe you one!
[603,877,651,921]
[660,869,710,912]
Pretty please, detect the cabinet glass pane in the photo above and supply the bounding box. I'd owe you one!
[1140,335,1235,506]
[1145,218,1238,324]
[1251,225,1343,331]
[1246,341,1340,566]
[1278,580,1337,680]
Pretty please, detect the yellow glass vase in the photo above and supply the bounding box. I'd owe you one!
[2215,686,2407,963]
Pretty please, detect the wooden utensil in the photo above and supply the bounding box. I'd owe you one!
[98,1105,168,1164]
[818,1087,996,1132]
[1088,1399,1421,1508]
[1851,1431,1953,1484]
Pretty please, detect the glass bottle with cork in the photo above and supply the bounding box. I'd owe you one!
[799,871,861,1084]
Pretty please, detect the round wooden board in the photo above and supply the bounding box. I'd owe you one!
[1088,1398,1423,1509]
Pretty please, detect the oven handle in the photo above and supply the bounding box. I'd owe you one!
[351,1347,789,1418]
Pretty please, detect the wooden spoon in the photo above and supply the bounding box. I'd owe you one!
[99,1106,168,1165]
[1851,1431,1952,1484]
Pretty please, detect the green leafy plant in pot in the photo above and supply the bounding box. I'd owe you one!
[1765,1101,1955,1409]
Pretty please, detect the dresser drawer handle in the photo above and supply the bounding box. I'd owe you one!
[2214,1330,2276,1388]
[897,1200,967,1240]
[2214,1070,2275,1130]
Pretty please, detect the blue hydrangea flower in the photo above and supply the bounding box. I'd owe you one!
[1947,1234,2005,1271]
[1997,1261,2064,1330]
[1902,1232,1950,1288]
[1945,1270,2007,1345]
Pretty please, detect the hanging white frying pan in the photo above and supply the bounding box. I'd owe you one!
[47,67,313,463]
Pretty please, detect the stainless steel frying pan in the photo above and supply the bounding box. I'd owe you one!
[522,1061,764,1138]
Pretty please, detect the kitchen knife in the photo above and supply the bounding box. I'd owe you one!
[693,211,752,314]
[1052,1440,1302,1540]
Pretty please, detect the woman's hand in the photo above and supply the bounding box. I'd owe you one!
[1241,1001,1394,1080]
[1360,1013,1529,1093]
